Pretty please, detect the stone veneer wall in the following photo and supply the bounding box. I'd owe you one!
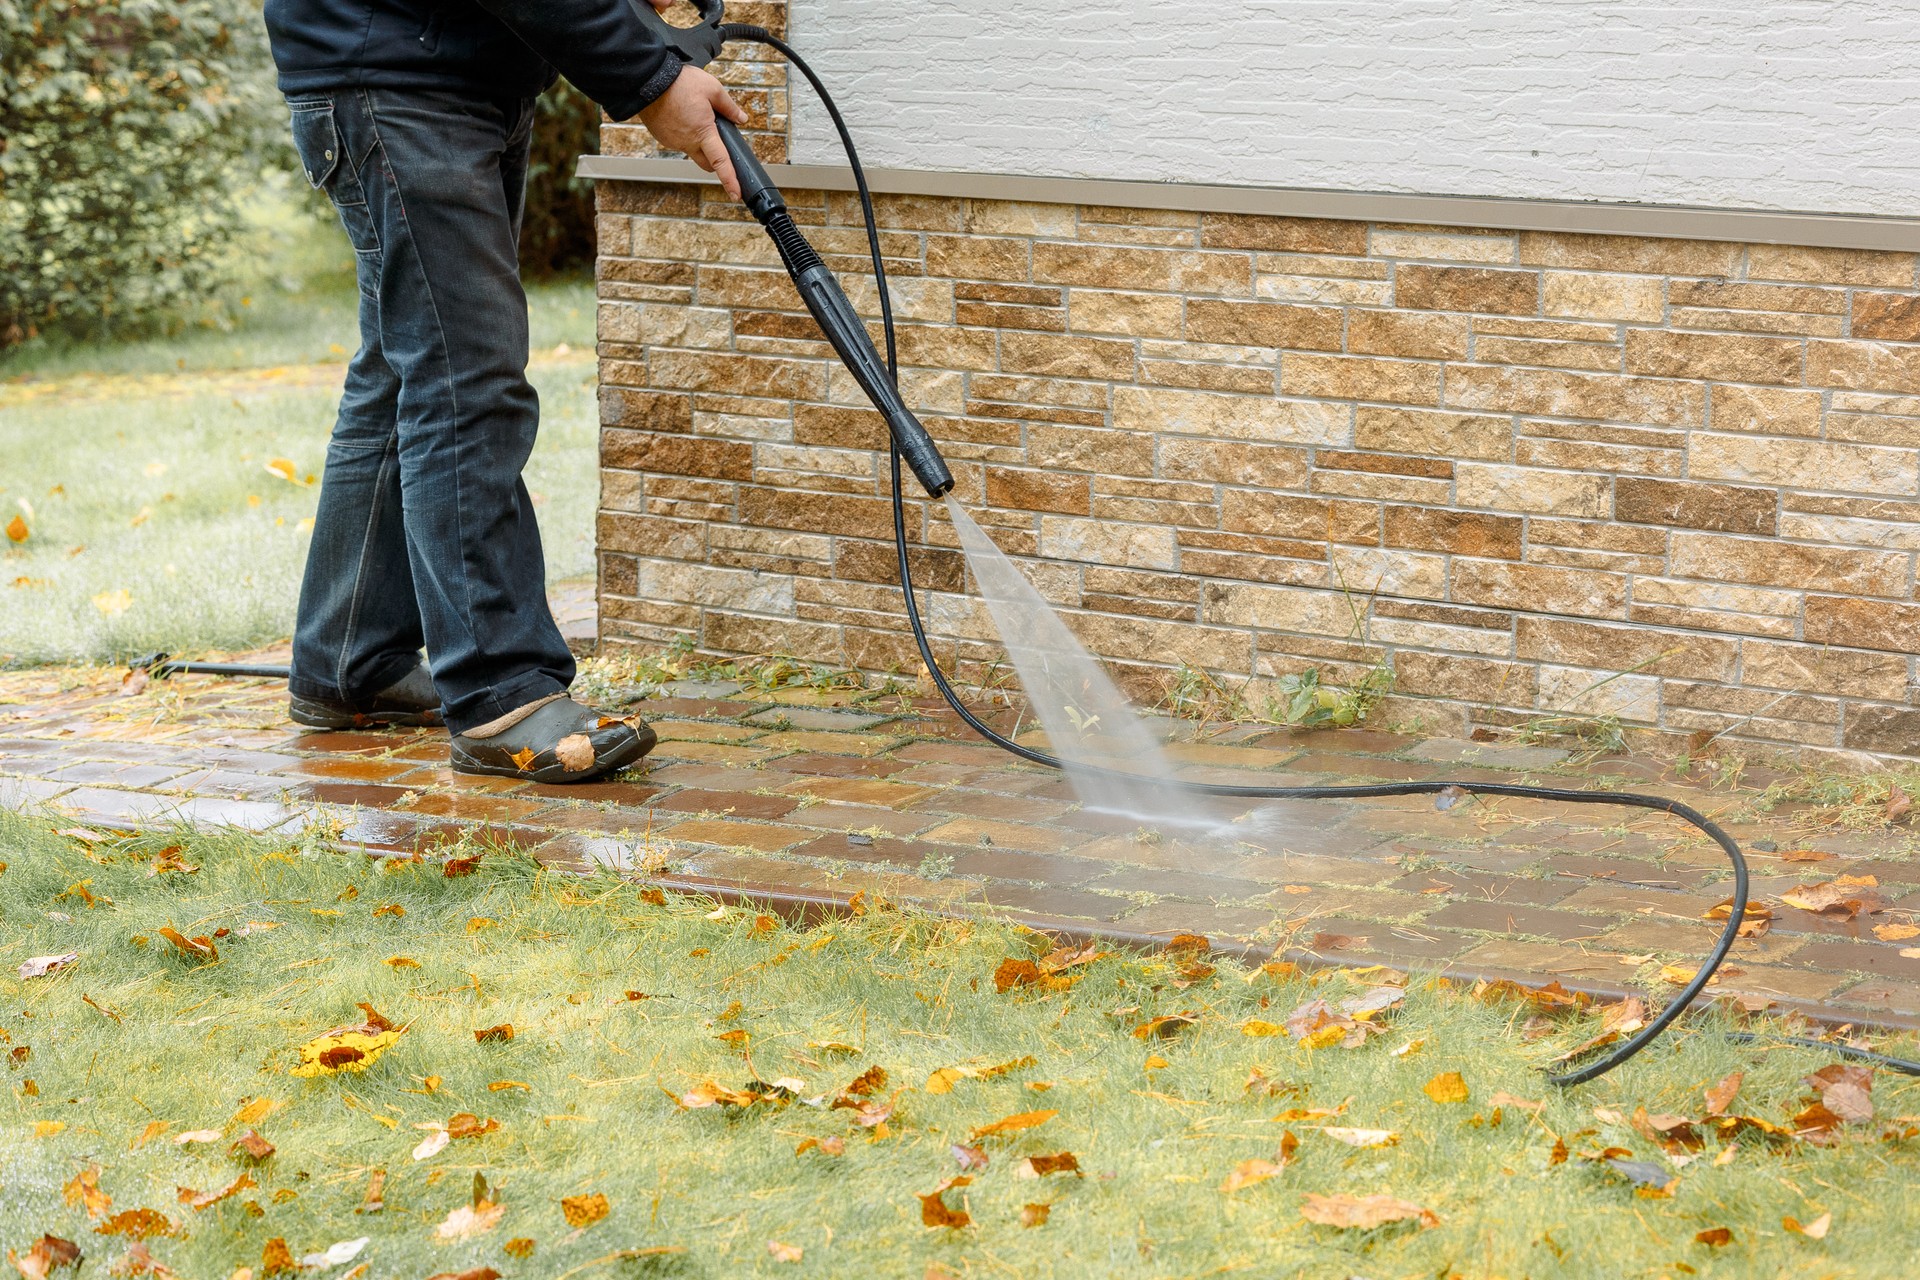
[592,54,1920,761]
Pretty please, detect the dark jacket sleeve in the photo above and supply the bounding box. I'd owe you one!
[471,0,685,120]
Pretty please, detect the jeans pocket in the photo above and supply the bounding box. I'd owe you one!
[289,102,342,191]
[288,99,381,256]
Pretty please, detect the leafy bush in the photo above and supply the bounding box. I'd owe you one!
[519,77,600,278]
[0,0,275,346]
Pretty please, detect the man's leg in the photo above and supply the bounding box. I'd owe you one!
[341,87,576,735]
[284,93,432,713]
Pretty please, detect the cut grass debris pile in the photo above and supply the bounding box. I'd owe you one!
[2,809,1918,1278]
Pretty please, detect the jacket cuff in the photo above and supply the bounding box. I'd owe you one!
[607,54,686,121]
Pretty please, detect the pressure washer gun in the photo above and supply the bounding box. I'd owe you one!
[631,0,954,498]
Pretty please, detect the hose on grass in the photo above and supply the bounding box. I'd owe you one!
[724,24,1919,1087]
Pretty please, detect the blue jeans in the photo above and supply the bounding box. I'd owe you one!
[283,87,574,735]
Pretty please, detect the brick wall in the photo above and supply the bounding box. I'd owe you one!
[591,172,1920,761]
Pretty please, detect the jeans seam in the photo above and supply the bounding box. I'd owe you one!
[333,441,400,697]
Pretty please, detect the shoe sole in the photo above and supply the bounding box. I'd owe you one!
[289,696,445,731]
[450,724,657,785]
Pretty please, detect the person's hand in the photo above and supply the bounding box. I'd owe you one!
[638,62,749,200]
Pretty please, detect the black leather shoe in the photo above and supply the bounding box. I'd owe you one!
[451,696,655,784]
[289,664,444,729]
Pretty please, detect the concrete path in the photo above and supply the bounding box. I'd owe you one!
[4,625,1918,1032]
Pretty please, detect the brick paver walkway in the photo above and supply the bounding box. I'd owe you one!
[4,630,1917,1032]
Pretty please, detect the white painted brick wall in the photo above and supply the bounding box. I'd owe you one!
[786,0,1920,217]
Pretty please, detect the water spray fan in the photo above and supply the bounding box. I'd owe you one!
[648,3,1920,1086]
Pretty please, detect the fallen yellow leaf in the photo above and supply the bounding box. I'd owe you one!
[561,1192,610,1228]
[1423,1071,1469,1104]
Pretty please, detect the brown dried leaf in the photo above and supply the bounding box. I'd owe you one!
[843,1065,887,1096]
[1300,1192,1438,1230]
[1702,896,1773,937]
[105,1241,172,1278]
[1888,783,1913,824]
[1132,1013,1198,1040]
[677,1080,761,1110]
[19,953,79,980]
[917,1176,971,1229]
[444,855,482,878]
[1804,1063,1873,1125]
[356,1169,386,1215]
[226,1129,275,1163]
[560,1192,610,1228]
[177,1172,255,1211]
[1695,1226,1734,1247]
[554,734,596,772]
[1705,1071,1743,1117]
[1780,848,1832,862]
[1014,1152,1080,1178]
[949,1143,988,1171]
[259,1237,299,1276]
[155,927,216,963]
[473,1023,513,1043]
[1781,880,1885,919]
[1020,1203,1049,1228]
[767,1240,802,1264]
[8,1235,81,1280]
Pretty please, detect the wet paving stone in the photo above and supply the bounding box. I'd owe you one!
[651,789,799,822]
[5,649,1919,1031]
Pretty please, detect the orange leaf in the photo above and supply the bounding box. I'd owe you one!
[969,1109,1057,1141]
[1705,1071,1743,1117]
[63,1166,112,1220]
[178,1172,256,1211]
[473,1024,514,1043]
[560,1192,609,1228]
[4,515,26,543]
[93,1209,175,1241]
[1423,1071,1469,1104]
[1694,1226,1734,1247]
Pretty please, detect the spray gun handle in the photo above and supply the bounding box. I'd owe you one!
[715,118,783,219]
[630,0,727,65]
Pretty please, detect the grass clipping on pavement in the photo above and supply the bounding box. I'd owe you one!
[2,810,1917,1278]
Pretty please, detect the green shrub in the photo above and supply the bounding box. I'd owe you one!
[0,0,275,346]
[519,76,600,278]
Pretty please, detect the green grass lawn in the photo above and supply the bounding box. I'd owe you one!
[0,186,600,668]
[2,809,1916,1278]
